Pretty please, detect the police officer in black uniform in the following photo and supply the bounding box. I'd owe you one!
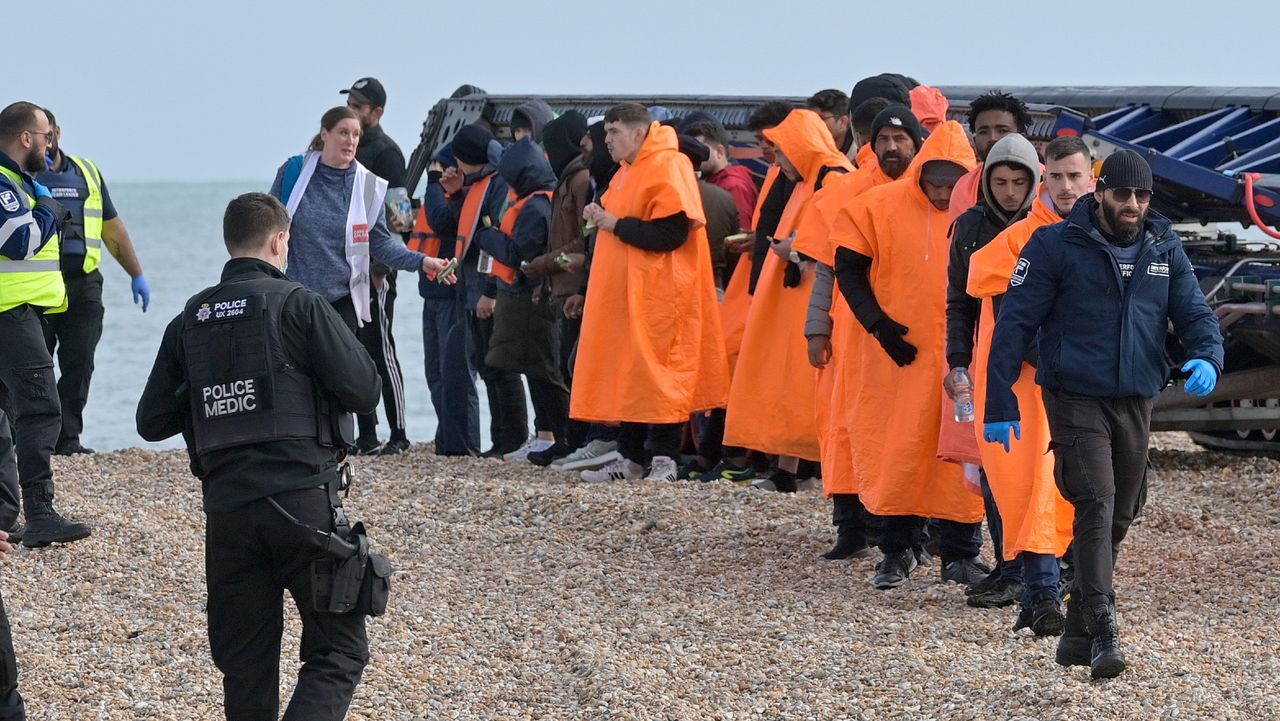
[136,192,383,720]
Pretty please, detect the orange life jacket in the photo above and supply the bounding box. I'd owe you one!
[495,190,553,285]
[456,173,500,262]
[408,204,441,256]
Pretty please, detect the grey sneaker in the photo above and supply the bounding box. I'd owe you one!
[552,440,621,472]
[644,456,678,482]
[579,457,643,483]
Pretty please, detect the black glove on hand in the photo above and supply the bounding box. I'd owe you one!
[872,318,917,366]
[782,261,802,288]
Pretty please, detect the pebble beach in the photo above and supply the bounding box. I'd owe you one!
[7,433,1278,720]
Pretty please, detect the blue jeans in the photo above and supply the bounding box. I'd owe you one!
[1021,552,1061,606]
[422,296,479,455]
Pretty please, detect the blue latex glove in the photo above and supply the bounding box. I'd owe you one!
[31,180,52,199]
[1181,359,1217,396]
[131,274,151,312]
[983,421,1021,453]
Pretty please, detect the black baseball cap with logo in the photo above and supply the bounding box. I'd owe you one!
[340,77,387,108]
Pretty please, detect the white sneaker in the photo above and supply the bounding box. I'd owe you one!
[552,440,621,472]
[644,456,678,482]
[579,457,643,483]
[503,437,554,463]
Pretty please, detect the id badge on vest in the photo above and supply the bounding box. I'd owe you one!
[352,223,369,245]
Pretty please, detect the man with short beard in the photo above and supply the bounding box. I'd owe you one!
[0,101,92,549]
[984,149,1223,679]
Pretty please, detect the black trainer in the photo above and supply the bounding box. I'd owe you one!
[528,442,572,467]
[941,556,992,585]
[1030,597,1066,637]
[53,441,95,456]
[965,569,1003,596]
[966,577,1024,608]
[873,550,917,589]
[820,533,875,562]
[376,437,411,456]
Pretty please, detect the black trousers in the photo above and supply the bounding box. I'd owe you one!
[1042,390,1153,609]
[831,493,879,543]
[205,487,368,721]
[488,291,570,441]
[879,515,982,564]
[618,422,683,466]
[467,310,527,453]
[41,270,103,447]
[0,413,24,720]
[356,274,408,442]
[0,305,60,498]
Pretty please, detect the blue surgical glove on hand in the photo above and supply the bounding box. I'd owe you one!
[131,274,151,312]
[1181,359,1217,396]
[983,421,1021,453]
[31,181,52,199]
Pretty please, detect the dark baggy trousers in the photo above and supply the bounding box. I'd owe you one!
[356,274,408,442]
[618,422,683,467]
[880,515,982,564]
[1042,389,1153,609]
[422,295,480,455]
[0,305,61,499]
[205,487,368,721]
[40,269,103,448]
[467,311,527,453]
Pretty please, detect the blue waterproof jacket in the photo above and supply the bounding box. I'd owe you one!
[985,196,1223,422]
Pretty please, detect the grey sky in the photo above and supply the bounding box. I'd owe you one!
[32,0,1277,183]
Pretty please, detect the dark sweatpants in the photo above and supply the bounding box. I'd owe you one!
[1042,390,1152,610]
[880,515,982,564]
[41,269,103,448]
[618,422,683,466]
[205,487,367,721]
[356,273,408,443]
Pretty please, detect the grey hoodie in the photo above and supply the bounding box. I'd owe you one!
[512,99,555,144]
[980,133,1041,226]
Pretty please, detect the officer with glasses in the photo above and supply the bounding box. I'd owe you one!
[980,149,1223,679]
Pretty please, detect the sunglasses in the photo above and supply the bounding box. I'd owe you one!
[1109,187,1152,203]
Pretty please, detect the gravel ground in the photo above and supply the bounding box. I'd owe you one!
[6,432,1278,720]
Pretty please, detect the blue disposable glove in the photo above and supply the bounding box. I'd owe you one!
[1181,359,1217,396]
[31,181,52,199]
[131,274,151,312]
[983,421,1021,453]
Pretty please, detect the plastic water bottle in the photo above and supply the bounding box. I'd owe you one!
[952,368,975,423]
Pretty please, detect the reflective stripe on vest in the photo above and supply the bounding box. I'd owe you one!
[494,190,553,284]
[0,165,66,314]
[67,156,105,273]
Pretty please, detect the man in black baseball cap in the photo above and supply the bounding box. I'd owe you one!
[340,76,414,456]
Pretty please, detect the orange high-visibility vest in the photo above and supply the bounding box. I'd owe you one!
[493,189,553,285]
[456,174,499,261]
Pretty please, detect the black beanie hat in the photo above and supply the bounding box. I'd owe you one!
[871,105,923,150]
[1097,149,1153,191]
[452,124,494,166]
[849,75,911,114]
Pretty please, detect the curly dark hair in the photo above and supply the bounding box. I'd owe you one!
[747,101,795,132]
[967,90,1032,134]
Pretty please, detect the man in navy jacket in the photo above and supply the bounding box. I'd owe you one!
[983,150,1223,679]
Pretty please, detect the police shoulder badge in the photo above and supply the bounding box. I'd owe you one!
[0,190,19,213]
[1010,258,1031,287]
[196,303,212,322]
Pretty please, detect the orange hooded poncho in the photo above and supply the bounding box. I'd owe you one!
[968,189,1074,559]
[830,120,983,522]
[570,122,730,424]
[720,165,780,373]
[792,148,893,497]
[723,110,853,460]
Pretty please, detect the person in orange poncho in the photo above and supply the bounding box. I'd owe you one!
[676,104,789,483]
[794,101,918,560]
[722,109,852,492]
[969,136,1093,642]
[832,111,986,590]
[572,103,730,483]
[909,85,949,133]
[949,91,1033,222]
[943,133,1041,610]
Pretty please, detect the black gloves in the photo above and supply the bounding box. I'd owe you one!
[872,318,917,366]
[782,261,802,288]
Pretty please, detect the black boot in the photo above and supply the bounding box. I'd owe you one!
[823,496,873,561]
[820,529,873,561]
[1083,602,1126,679]
[21,489,91,548]
[1056,593,1091,667]
[4,520,21,547]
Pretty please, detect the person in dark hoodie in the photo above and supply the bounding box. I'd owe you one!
[417,144,480,456]
[511,99,555,144]
[475,139,570,462]
[424,124,527,457]
[943,133,1043,611]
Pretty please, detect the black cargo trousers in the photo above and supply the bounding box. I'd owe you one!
[1041,390,1152,610]
[205,486,368,721]
[0,412,26,720]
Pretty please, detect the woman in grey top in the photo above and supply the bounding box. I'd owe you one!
[270,106,452,330]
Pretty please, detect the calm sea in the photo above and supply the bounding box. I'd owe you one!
[82,181,491,451]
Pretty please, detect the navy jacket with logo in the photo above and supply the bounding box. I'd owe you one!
[985,196,1224,422]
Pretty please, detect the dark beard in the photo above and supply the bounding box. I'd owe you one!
[22,145,45,174]
[1102,202,1145,244]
